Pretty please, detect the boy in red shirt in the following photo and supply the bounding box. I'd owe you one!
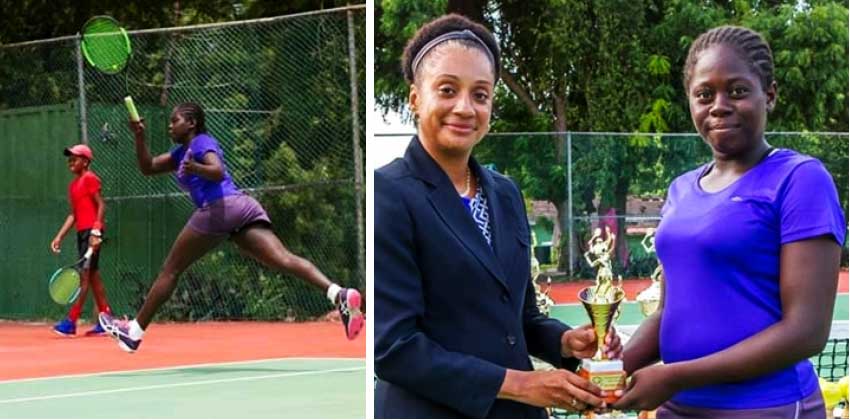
[50,144,112,336]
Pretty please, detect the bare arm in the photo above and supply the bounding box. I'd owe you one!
[89,191,106,249]
[50,214,75,253]
[93,191,105,229]
[181,151,224,182]
[129,119,176,176]
[622,276,664,374]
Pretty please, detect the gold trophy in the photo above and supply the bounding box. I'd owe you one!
[636,228,663,317]
[530,230,554,317]
[578,227,626,417]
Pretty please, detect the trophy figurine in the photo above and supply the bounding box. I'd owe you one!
[530,230,554,317]
[636,228,663,317]
[578,226,626,415]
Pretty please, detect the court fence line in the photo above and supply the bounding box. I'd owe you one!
[374,131,848,279]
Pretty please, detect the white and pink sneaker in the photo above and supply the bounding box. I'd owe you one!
[337,288,364,340]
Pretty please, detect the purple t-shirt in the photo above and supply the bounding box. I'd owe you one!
[655,149,846,409]
[169,133,240,208]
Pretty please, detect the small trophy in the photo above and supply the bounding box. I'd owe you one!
[636,228,663,317]
[578,227,626,416]
[530,230,554,317]
[534,277,554,317]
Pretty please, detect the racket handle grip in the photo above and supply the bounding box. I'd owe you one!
[83,247,94,260]
[125,96,140,122]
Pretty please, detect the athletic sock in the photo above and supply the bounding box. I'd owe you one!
[326,284,342,304]
[128,319,145,340]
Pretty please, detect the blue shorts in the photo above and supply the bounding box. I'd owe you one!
[186,194,271,237]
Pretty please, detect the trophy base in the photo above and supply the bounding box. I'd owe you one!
[578,359,626,404]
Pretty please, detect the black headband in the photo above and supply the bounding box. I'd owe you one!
[411,29,496,79]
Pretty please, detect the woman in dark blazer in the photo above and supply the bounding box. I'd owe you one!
[374,14,621,419]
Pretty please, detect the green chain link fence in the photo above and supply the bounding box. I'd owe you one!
[0,6,365,322]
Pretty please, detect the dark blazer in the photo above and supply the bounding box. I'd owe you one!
[374,137,579,419]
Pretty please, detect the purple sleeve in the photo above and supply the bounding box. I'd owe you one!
[191,135,219,160]
[780,160,846,246]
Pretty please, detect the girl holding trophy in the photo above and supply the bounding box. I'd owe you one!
[615,26,845,418]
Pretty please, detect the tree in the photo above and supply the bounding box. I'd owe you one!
[376,0,848,275]
[0,1,366,45]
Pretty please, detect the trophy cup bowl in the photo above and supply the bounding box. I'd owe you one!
[578,286,626,359]
[577,286,627,408]
[636,282,661,317]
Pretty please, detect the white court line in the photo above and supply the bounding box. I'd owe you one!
[0,356,365,385]
[0,366,365,405]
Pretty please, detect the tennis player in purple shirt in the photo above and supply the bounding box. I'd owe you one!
[99,102,364,353]
[614,26,845,418]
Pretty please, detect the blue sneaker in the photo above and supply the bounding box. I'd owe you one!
[84,321,107,336]
[98,313,141,353]
[53,318,76,336]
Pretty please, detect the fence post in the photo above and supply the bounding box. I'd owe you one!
[347,9,365,290]
[566,131,573,278]
[75,34,88,144]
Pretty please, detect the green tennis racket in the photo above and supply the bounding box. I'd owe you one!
[81,16,131,75]
[81,16,142,128]
[48,247,94,305]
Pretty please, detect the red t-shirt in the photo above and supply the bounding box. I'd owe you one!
[68,171,103,231]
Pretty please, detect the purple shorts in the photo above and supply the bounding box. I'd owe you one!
[657,387,826,419]
[186,194,271,237]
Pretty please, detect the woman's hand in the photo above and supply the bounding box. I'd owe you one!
[562,324,622,360]
[500,369,606,412]
[612,363,679,411]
